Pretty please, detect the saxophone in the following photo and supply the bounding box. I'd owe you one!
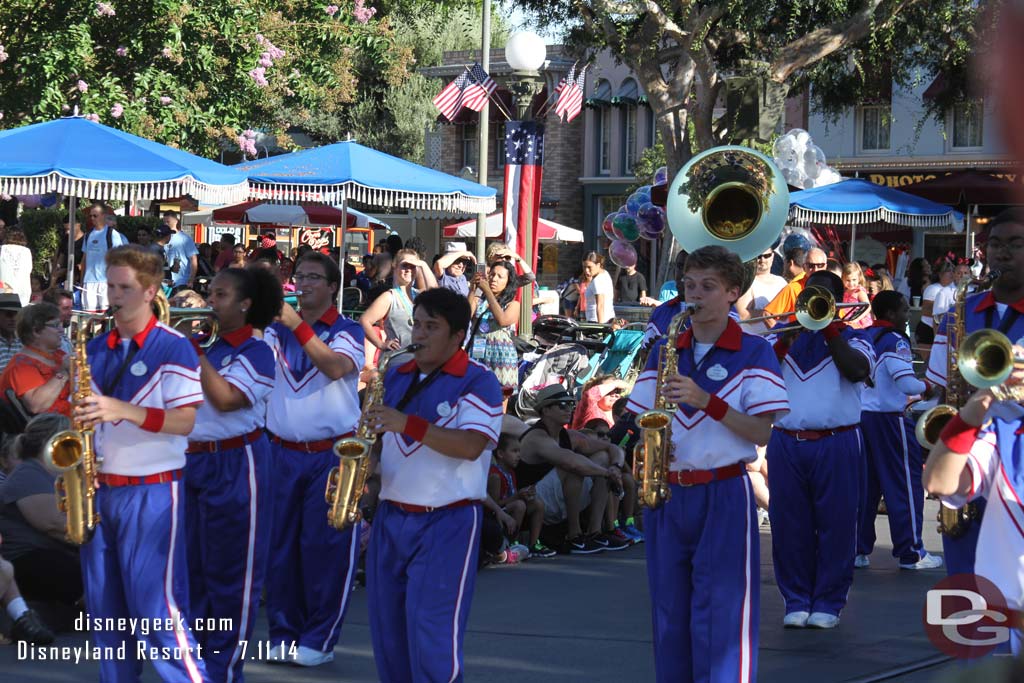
[44,321,100,545]
[325,343,422,529]
[929,272,998,538]
[633,303,698,508]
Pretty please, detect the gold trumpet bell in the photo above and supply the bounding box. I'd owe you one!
[959,329,1015,390]
[794,286,836,332]
[915,404,958,449]
[666,145,790,262]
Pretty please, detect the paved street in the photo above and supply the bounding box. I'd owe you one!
[0,500,972,681]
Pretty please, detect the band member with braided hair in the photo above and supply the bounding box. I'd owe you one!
[363,287,502,683]
[769,270,874,630]
[184,266,282,682]
[263,251,365,667]
[76,245,207,683]
[926,209,1024,576]
[626,246,789,683]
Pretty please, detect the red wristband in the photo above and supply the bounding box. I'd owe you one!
[705,394,729,421]
[939,414,981,453]
[141,408,166,433]
[293,322,316,345]
[823,321,845,341]
[403,415,429,442]
[190,337,205,357]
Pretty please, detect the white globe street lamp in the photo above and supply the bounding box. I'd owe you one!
[504,31,547,73]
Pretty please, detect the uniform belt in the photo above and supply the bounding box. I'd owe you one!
[269,431,353,454]
[776,424,858,441]
[97,469,184,487]
[667,463,745,487]
[387,498,481,514]
[187,428,264,454]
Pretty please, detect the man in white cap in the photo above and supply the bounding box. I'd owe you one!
[433,242,476,297]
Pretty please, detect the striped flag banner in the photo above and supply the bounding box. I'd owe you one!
[463,63,497,112]
[502,120,545,272]
[433,68,471,121]
[554,63,587,123]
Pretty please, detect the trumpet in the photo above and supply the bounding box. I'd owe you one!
[745,286,860,335]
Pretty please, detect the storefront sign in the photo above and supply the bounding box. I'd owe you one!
[861,171,1023,188]
[298,227,334,250]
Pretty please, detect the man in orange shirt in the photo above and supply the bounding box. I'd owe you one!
[764,247,828,326]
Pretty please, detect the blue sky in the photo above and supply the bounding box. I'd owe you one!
[497,1,563,39]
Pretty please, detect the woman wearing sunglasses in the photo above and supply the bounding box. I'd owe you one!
[359,248,436,367]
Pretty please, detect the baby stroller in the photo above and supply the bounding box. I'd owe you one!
[513,342,591,420]
[576,327,647,386]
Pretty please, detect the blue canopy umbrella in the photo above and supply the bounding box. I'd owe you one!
[235,140,496,215]
[789,178,963,260]
[0,116,250,292]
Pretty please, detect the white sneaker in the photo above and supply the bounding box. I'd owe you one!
[293,645,335,667]
[758,509,769,527]
[899,552,944,570]
[265,644,294,665]
[854,554,870,568]
[783,611,810,628]
[807,612,840,629]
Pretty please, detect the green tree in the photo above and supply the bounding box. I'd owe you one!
[0,0,401,156]
[512,0,988,176]
[296,1,511,161]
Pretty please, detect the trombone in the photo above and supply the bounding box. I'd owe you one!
[742,286,870,335]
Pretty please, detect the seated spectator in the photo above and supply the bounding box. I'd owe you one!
[571,376,628,431]
[0,303,70,416]
[0,544,55,644]
[488,433,556,559]
[0,413,80,634]
[0,293,23,373]
[434,242,475,297]
[517,386,630,554]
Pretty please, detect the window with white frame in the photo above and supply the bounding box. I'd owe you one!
[952,99,984,149]
[598,109,612,174]
[859,105,891,152]
[461,124,477,169]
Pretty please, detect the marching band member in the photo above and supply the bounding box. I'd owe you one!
[263,251,365,667]
[923,364,1024,654]
[926,209,1024,576]
[769,271,873,630]
[626,246,789,683]
[77,245,207,682]
[363,287,502,683]
[184,266,282,682]
[856,291,942,570]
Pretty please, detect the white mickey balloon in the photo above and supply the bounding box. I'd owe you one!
[805,160,822,179]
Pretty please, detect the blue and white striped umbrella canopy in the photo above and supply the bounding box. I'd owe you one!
[0,117,249,204]
[789,178,963,230]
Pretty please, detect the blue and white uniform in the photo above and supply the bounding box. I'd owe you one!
[263,308,365,658]
[858,321,929,565]
[367,349,502,683]
[927,292,1024,575]
[185,325,274,683]
[626,321,788,683]
[940,404,1024,653]
[81,226,128,312]
[83,315,207,683]
[769,326,875,618]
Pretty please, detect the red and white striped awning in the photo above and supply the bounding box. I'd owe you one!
[442,213,583,242]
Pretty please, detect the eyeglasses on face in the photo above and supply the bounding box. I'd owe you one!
[555,400,575,410]
[44,321,64,330]
[293,272,327,283]
[756,253,774,260]
[806,261,827,270]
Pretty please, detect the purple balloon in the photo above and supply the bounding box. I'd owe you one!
[636,202,666,237]
[626,190,651,216]
[608,239,638,268]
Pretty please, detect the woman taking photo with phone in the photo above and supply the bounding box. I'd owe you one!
[467,259,527,407]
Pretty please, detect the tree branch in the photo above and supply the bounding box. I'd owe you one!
[769,0,921,82]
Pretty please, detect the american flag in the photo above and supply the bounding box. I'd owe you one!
[502,120,545,271]
[433,69,471,121]
[463,63,497,112]
[554,63,587,123]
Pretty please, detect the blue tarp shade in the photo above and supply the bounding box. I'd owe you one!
[612,79,639,106]
[586,79,613,108]
[235,140,496,214]
[0,117,249,204]
[789,178,963,231]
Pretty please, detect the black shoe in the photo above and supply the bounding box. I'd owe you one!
[594,531,630,551]
[567,534,604,554]
[11,609,55,645]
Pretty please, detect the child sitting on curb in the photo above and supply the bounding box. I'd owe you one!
[488,433,556,559]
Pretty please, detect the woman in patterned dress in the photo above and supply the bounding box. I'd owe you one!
[467,260,527,408]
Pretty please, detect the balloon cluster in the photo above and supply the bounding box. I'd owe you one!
[602,179,669,268]
[772,129,843,190]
